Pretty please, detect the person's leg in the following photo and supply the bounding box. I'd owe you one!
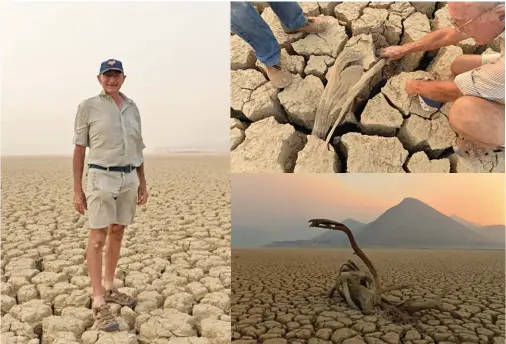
[268,1,327,33]
[451,55,483,76]
[87,227,108,307]
[451,53,501,75]
[231,1,292,88]
[86,169,121,331]
[103,222,136,307]
[103,224,124,291]
[86,224,120,331]
[103,170,138,308]
[449,95,505,159]
[269,2,307,30]
[231,1,280,67]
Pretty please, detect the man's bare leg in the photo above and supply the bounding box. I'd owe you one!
[450,55,483,76]
[103,224,124,291]
[449,95,505,149]
[102,223,137,307]
[87,228,108,307]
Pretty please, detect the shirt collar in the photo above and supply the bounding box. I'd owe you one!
[99,89,132,103]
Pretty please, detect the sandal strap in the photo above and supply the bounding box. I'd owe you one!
[107,288,134,302]
[453,136,497,171]
[95,304,115,321]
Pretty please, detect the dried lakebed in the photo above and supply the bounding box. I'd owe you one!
[231,249,505,344]
[230,2,505,173]
[1,156,231,344]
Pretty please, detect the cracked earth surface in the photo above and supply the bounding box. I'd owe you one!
[231,249,505,344]
[230,1,505,173]
[1,156,231,344]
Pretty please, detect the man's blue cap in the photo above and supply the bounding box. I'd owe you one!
[99,59,124,74]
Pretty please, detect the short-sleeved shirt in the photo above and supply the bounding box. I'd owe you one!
[454,31,505,105]
[73,90,146,167]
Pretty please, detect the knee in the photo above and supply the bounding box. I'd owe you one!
[231,1,254,22]
[109,224,125,240]
[89,231,107,250]
[448,96,473,128]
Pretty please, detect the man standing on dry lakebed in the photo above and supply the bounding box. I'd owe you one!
[73,58,148,331]
[382,2,505,161]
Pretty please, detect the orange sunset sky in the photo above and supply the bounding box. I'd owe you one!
[232,174,505,227]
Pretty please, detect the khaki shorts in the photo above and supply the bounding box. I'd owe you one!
[85,168,139,229]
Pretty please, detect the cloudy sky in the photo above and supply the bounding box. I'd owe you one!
[232,174,506,227]
[1,1,229,155]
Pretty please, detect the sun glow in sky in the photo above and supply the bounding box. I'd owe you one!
[232,174,506,227]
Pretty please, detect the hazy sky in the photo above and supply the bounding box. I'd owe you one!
[1,1,229,155]
[232,174,506,227]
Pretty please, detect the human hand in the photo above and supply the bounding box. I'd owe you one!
[74,189,87,215]
[137,182,148,205]
[405,80,422,97]
[380,45,409,63]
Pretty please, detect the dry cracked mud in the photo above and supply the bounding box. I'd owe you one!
[230,1,505,173]
[231,249,505,344]
[1,155,231,344]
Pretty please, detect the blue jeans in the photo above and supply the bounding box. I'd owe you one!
[230,1,308,66]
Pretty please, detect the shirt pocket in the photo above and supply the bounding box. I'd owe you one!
[127,115,145,151]
[128,115,142,138]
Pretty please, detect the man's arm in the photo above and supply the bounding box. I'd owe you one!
[136,162,149,205]
[133,103,148,205]
[72,103,90,214]
[407,80,464,102]
[73,145,87,192]
[134,105,147,186]
[382,27,469,60]
[136,163,146,185]
[404,27,468,54]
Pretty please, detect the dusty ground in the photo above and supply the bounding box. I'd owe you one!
[230,1,505,173]
[1,155,231,344]
[231,248,505,344]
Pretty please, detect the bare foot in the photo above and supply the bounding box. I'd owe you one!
[266,65,293,89]
[92,295,106,309]
[284,17,327,34]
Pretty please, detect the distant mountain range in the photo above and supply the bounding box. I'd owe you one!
[231,223,328,248]
[450,215,505,243]
[235,198,505,250]
[264,219,366,248]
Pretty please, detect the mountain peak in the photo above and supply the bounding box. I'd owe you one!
[353,196,497,248]
[400,197,423,204]
[396,197,435,211]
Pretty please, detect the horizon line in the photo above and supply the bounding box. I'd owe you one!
[1,151,230,157]
[233,200,506,228]
[231,246,506,251]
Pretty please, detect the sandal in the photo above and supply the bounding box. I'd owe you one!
[93,304,119,332]
[452,136,503,170]
[103,287,137,308]
[452,136,502,158]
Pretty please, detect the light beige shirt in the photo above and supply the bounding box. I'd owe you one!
[454,31,505,104]
[73,90,146,167]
